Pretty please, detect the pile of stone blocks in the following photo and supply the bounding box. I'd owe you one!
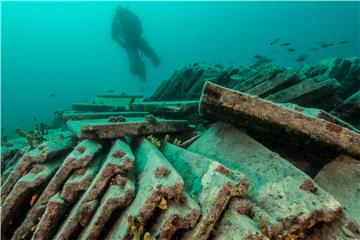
[150,57,360,128]
[2,59,360,240]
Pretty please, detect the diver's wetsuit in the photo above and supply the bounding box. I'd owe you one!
[112,7,160,82]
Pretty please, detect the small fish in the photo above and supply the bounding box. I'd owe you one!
[321,43,334,48]
[339,40,349,44]
[295,54,308,62]
[270,38,281,45]
[281,42,291,46]
[253,55,262,59]
[48,93,56,97]
[308,48,318,52]
[106,90,114,93]
[30,194,38,207]
[317,41,328,45]
[287,48,296,52]
[33,118,37,122]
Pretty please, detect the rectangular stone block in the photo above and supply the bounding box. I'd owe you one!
[67,118,191,139]
[200,81,360,158]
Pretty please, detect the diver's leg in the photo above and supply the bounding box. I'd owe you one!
[126,48,146,82]
[138,38,161,67]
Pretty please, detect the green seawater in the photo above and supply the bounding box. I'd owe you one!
[1,1,359,138]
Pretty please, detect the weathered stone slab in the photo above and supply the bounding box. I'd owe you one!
[150,192,201,240]
[1,149,26,183]
[78,175,135,240]
[246,71,304,98]
[72,102,127,112]
[188,122,343,237]
[96,93,143,99]
[53,140,135,240]
[131,100,199,116]
[212,199,265,240]
[161,143,249,240]
[315,155,360,224]
[234,65,284,92]
[332,91,360,128]
[1,137,75,204]
[32,193,68,240]
[1,161,61,237]
[279,103,360,133]
[62,111,149,121]
[10,139,101,240]
[266,75,341,107]
[60,161,100,202]
[200,81,360,158]
[66,118,191,139]
[105,138,184,240]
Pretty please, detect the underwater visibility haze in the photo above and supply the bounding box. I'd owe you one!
[1,1,359,137]
[2,2,360,239]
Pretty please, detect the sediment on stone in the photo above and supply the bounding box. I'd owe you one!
[200,81,360,159]
[105,138,184,240]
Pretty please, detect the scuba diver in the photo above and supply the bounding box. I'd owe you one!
[112,6,161,83]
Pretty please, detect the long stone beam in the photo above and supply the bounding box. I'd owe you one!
[67,118,191,139]
[62,111,149,121]
[199,81,360,158]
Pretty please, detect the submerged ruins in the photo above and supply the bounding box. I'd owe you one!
[1,57,360,240]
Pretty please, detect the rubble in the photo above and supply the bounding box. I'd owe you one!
[199,81,360,158]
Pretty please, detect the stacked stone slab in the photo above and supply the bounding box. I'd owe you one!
[150,57,360,129]
[2,59,360,240]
